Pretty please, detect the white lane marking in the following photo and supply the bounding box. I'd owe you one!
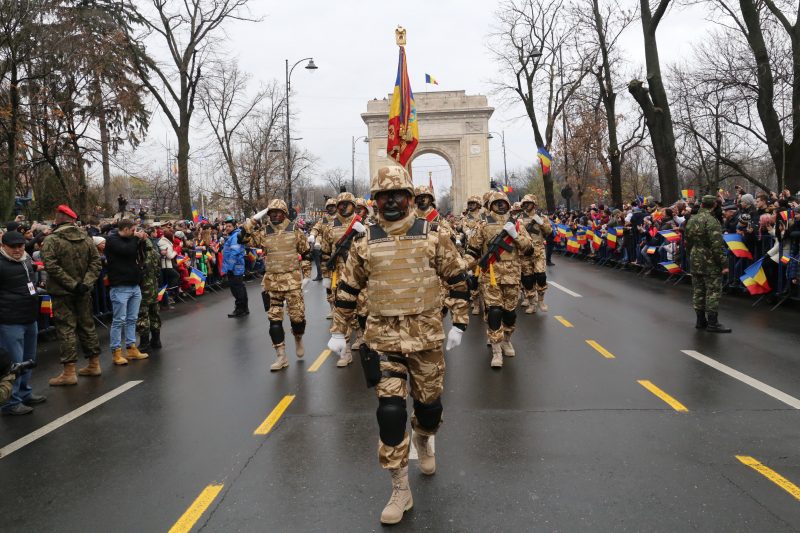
[549,281,583,298]
[408,433,435,460]
[0,380,143,459]
[681,350,800,409]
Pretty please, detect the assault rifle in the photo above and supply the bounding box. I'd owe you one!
[325,214,363,271]
[477,214,521,271]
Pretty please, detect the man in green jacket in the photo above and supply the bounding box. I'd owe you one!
[684,195,731,333]
[137,230,162,351]
[41,205,103,385]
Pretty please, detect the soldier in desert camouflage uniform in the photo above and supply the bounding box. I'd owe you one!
[465,191,532,368]
[350,197,373,351]
[320,192,364,367]
[308,198,337,281]
[242,199,312,371]
[461,195,484,315]
[327,165,469,526]
[519,194,552,314]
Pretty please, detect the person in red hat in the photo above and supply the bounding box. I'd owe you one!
[40,204,103,385]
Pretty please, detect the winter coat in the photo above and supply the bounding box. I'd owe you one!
[0,253,39,324]
[40,224,102,296]
[222,228,245,276]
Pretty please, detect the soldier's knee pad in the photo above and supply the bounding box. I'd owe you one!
[268,320,285,345]
[413,397,442,432]
[376,396,407,446]
[502,309,516,328]
[521,274,535,290]
[357,315,367,330]
[290,320,305,335]
[487,306,504,330]
[534,272,547,287]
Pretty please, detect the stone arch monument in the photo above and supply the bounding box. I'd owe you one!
[361,90,494,211]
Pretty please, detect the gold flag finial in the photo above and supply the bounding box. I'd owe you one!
[395,26,407,46]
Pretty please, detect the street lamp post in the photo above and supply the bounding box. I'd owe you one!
[351,135,369,193]
[488,131,508,185]
[284,57,317,217]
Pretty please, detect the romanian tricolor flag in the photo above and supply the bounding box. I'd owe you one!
[192,205,200,224]
[779,209,792,222]
[681,189,695,199]
[537,146,552,175]
[659,230,680,243]
[646,246,657,255]
[780,255,791,265]
[175,255,189,266]
[615,227,624,237]
[502,185,513,193]
[740,257,771,295]
[40,295,53,317]
[195,251,203,260]
[723,233,753,259]
[387,46,419,167]
[157,285,167,302]
[606,232,617,249]
[566,239,580,253]
[425,73,438,85]
[188,267,206,295]
[592,233,603,250]
[246,249,257,263]
[659,261,682,274]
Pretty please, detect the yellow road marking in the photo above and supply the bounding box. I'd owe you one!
[308,349,332,373]
[554,315,574,328]
[168,483,224,533]
[585,340,615,359]
[736,455,800,501]
[637,380,688,412]
[254,395,295,435]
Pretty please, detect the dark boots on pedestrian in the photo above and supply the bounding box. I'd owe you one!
[138,330,151,352]
[227,307,249,318]
[694,310,708,329]
[706,312,731,333]
[150,329,162,349]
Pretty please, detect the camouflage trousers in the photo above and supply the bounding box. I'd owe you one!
[266,288,305,347]
[521,246,547,298]
[482,282,519,344]
[692,273,722,313]
[376,347,445,470]
[136,301,161,333]
[52,293,101,364]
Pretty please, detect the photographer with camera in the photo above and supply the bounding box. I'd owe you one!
[0,231,46,414]
[0,350,37,406]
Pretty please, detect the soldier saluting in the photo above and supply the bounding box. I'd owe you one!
[327,165,469,525]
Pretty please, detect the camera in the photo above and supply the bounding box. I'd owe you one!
[7,360,36,377]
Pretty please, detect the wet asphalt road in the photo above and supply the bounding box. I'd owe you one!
[1,258,799,532]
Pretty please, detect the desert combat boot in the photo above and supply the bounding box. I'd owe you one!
[380,466,413,525]
[412,432,436,475]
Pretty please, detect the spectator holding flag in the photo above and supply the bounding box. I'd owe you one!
[0,231,46,414]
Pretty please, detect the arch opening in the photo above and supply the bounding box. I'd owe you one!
[410,151,454,214]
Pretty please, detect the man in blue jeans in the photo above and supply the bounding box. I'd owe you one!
[0,231,46,415]
[105,219,148,365]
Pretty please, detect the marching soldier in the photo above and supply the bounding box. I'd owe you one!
[466,191,532,368]
[519,194,552,314]
[351,198,373,350]
[242,199,312,371]
[462,195,484,315]
[41,205,103,385]
[320,192,364,367]
[414,185,447,228]
[136,230,162,352]
[308,198,337,281]
[685,195,731,333]
[327,165,469,525]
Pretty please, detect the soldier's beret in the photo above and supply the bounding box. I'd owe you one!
[701,195,717,204]
[56,204,78,219]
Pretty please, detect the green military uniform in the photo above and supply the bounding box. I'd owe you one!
[137,237,162,338]
[41,224,102,364]
[684,196,731,332]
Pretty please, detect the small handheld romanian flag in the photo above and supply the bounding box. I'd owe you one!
[739,257,771,295]
[188,267,206,295]
[387,47,419,167]
[40,295,53,317]
[723,233,753,259]
[659,261,682,274]
[646,246,657,255]
[681,189,695,199]
[566,239,580,254]
[157,285,167,302]
[780,255,791,265]
[606,232,617,249]
[537,146,552,174]
[659,230,680,243]
[175,255,189,266]
[192,206,200,224]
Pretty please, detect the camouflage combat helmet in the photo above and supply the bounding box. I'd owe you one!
[467,195,482,204]
[512,201,522,212]
[521,194,537,205]
[325,198,337,208]
[355,197,368,208]
[414,184,435,200]
[482,191,493,207]
[487,191,510,208]
[370,165,415,197]
[336,192,356,205]
[266,198,289,215]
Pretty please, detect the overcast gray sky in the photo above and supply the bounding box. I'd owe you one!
[132,0,712,196]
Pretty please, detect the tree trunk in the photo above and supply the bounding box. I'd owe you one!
[177,123,191,219]
[94,75,113,210]
[0,61,20,221]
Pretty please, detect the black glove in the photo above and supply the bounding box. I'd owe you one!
[73,283,90,295]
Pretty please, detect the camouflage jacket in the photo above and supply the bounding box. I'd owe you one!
[309,214,333,239]
[41,224,102,296]
[0,373,13,404]
[320,213,359,277]
[140,238,161,304]
[465,215,532,284]
[520,212,552,245]
[242,220,311,291]
[332,214,469,353]
[685,208,727,275]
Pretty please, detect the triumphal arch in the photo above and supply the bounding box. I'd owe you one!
[361,90,494,211]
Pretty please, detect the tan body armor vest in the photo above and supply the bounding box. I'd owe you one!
[484,216,517,262]
[264,223,299,274]
[366,219,440,317]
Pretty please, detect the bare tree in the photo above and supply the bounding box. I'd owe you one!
[128,0,257,219]
[489,0,595,211]
[627,0,680,203]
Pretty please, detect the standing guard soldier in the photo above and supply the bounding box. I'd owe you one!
[41,205,103,385]
[462,195,484,315]
[242,199,312,371]
[327,165,469,525]
[136,230,162,352]
[684,195,731,333]
[308,198,337,281]
[320,191,363,367]
[466,191,532,368]
[520,194,552,314]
